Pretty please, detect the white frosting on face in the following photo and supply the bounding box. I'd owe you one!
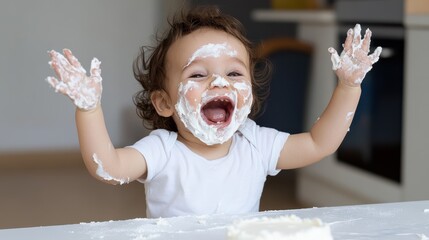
[175,74,252,145]
[233,81,252,104]
[183,43,238,69]
[174,41,252,145]
[211,74,230,87]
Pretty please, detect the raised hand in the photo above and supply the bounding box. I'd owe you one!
[46,49,102,111]
[328,24,382,87]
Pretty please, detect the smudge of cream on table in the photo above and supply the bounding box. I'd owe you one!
[78,216,228,240]
[396,233,429,239]
[327,218,363,226]
[419,234,429,240]
[156,218,170,226]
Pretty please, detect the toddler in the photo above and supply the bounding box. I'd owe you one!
[46,6,381,218]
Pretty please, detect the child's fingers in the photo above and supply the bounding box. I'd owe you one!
[46,76,59,89]
[48,58,66,82]
[328,47,341,70]
[48,50,61,76]
[369,46,382,64]
[46,76,68,94]
[50,50,73,82]
[90,58,102,83]
[352,24,362,47]
[63,49,86,73]
[361,29,372,53]
[343,28,353,53]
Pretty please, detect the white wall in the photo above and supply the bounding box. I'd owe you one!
[0,0,177,151]
[403,16,429,201]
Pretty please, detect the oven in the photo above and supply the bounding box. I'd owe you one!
[336,25,404,183]
[335,0,405,184]
[296,0,408,206]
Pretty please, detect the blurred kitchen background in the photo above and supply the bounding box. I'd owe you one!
[1,0,429,229]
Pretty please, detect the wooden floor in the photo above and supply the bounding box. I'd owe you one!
[0,152,306,229]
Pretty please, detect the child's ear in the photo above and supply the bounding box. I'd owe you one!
[151,90,174,117]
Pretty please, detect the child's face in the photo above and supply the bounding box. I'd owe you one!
[164,28,253,145]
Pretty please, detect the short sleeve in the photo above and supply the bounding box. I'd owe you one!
[266,130,289,175]
[128,129,177,182]
[238,119,289,176]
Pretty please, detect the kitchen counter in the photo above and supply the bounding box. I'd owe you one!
[252,8,429,207]
[1,200,428,239]
[251,9,335,24]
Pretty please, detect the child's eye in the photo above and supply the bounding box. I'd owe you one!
[190,73,206,78]
[227,71,242,77]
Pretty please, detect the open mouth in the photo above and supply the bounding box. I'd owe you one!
[201,96,234,126]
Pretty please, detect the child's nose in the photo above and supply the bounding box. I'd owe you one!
[210,74,230,88]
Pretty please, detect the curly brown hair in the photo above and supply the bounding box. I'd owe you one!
[133,5,271,131]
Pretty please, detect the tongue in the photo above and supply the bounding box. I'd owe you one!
[203,108,227,123]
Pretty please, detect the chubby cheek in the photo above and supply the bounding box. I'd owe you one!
[179,80,204,109]
[233,80,253,109]
[184,88,201,109]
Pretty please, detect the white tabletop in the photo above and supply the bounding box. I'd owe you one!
[1,200,429,239]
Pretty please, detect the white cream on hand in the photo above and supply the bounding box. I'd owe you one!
[328,24,382,87]
[46,49,102,111]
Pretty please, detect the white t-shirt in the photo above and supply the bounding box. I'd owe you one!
[129,119,289,218]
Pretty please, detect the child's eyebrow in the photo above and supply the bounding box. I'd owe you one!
[182,56,248,72]
[231,56,248,67]
[182,58,203,71]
